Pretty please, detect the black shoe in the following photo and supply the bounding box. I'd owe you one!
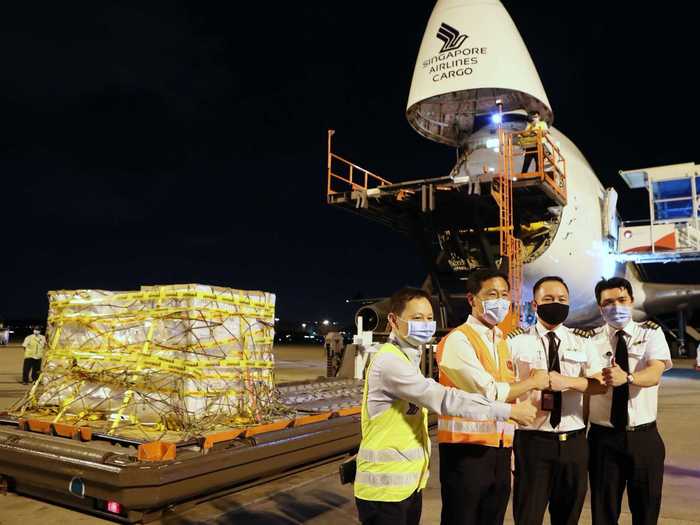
[21,381,29,385]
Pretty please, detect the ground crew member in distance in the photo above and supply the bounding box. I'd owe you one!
[508,276,606,525]
[354,287,537,525]
[21,327,46,385]
[588,277,672,525]
[436,269,549,525]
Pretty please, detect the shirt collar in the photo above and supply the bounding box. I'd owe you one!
[606,319,635,338]
[534,320,567,341]
[466,314,502,340]
[389,332,422,367]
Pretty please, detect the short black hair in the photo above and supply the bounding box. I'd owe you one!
[388,287,432,316]
[533,275,569,296]
[594,277,634,305]
[466,268,510,296]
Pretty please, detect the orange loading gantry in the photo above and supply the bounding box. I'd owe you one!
[326,127,567,331]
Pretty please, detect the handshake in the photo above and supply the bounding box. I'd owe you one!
[528,369,570,392]
[509,369,572,426]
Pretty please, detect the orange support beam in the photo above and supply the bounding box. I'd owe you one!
[292,412,333,427]
[137,441,176,462]
[335,406,361,417]
[243,419,292,437]
[27,419,52,434]
[201,428,245,450]
[51,422,89,440]
[79,427,93,441]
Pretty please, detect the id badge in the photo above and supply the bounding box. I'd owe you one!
[541,390,554,411]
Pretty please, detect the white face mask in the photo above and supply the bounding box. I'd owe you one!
[397,318,437,347]
[601,305,632,329]
[481,298,511,325]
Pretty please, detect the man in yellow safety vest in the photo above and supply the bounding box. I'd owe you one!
[436,269,550,525]
[354,287,536,525]
[518,110,549,174]
[21,327,47,385]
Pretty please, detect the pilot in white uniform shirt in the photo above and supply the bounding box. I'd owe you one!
[588,276,672,525]
[507,274,607,525]
[588,319,672,428]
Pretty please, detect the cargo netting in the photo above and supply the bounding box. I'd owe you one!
[12,284,287,441]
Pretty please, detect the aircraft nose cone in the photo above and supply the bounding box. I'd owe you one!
[406,0,551,146]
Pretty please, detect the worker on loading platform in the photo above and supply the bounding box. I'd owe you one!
[436,269,550,525]
[508,276,606,525]
[21,327,46,385]
[519,110,548,174]
[588,277,672,525]
[354,287,537,525]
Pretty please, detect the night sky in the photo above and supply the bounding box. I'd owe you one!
[1,2,697,324]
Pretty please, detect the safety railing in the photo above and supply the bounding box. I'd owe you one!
[507,129,568,204]
[327,130,392,198]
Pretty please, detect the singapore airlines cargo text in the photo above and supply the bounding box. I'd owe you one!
[422,47,488,82]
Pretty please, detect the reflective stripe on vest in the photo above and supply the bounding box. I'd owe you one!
[354,343,430,502]
[438,418,495,434]
[436,324,515,447]
[355,470,423,488]
[437,417,516,445]
[357,446,425,463]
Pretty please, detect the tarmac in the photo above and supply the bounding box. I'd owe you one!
[0,343,698,524]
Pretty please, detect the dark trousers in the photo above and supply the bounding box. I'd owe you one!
[588,423,665,525]
[521,148,539,173]
[439,443,511,525]
[355,490,422,525]
[22,358,41,383]
[513,429,588,525]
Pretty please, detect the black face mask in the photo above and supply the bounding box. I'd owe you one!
[537,302,569,326]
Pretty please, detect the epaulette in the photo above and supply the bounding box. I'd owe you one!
[506,327,525,339]
[641,320,660,330]
[572,328,595,339]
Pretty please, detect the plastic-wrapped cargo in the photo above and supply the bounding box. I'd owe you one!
[15,284,277,441]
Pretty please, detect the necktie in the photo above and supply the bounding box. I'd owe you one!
[611,330,630,429]
[546,331,562,428]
